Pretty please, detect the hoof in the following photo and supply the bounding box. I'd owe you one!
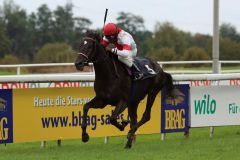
[121,120,129,128]
[124,143,132,149]
[125,139,132,149]
[82,133,89,143]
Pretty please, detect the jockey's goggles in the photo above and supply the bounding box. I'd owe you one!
[105,34,117,41]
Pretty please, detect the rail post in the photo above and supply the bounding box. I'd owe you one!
[41,141,46,148]
[104,136,109,144]
[17,66,21,75]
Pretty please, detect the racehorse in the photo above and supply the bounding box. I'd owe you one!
[75,30,175,148]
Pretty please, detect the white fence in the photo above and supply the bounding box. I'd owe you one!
[1,60,240,75]
[0,73,240,83]
[0,60,240,83]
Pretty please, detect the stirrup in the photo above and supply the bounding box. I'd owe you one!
[134,73,143,81]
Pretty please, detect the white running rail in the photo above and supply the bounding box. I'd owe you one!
[0,73,240,83]
[0,61,240,75]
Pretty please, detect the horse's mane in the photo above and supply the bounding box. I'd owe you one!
[85,29,119,60]
[85,30,102,42]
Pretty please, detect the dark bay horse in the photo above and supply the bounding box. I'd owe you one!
[75,30,174,148]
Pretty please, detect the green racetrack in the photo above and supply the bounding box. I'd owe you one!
[1,126,240,160]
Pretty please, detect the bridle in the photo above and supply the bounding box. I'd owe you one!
[77,37,108,64]
[77,36,120,78]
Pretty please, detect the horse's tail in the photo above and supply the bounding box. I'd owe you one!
[163,71,174,95]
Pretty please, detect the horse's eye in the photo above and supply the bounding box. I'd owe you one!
[84,41,87,45]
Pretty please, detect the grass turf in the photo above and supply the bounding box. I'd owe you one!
[1,126,240,160]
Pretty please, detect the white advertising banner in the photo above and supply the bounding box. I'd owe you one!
[190,86,240,127]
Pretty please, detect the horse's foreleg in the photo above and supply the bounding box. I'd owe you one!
[81,97,106,143]
[110,101,128,131]
[81,102,90,142]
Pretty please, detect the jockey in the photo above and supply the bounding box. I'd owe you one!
[101,22,143,80]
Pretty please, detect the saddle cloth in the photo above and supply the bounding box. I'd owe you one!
[133,57,158,80]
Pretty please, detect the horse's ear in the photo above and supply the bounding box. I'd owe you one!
[84,30,102,42]
[85,29,93,36]
[96,31,102,41]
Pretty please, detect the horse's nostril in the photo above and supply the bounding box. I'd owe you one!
[75,62,82,66]
[75,62,85,71]
[75,62,79,67]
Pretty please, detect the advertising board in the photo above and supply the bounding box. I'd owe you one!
[190,86,240,127]
[0,87,161,143]
[161,84,189,133]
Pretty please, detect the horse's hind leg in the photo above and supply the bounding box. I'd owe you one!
[110,101,129,131]
[125,90,160,148]
[81,97,106,142]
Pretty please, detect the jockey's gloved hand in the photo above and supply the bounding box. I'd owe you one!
[105,46,112,52]
[111,48,118,54]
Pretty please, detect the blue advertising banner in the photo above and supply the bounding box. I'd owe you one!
[0,89,13,144]
[161,84,189,133]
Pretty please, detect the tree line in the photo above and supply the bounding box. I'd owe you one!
[1,0,240,64]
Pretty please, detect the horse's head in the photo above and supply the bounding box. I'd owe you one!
[75,30,102,71]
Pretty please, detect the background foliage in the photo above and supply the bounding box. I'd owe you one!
[1,0,240,65]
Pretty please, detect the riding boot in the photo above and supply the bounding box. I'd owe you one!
[131,62,143,81]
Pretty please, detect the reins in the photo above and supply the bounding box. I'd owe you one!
[80,36,120,78]
[82,37,108,64]
[109,54,120,78]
